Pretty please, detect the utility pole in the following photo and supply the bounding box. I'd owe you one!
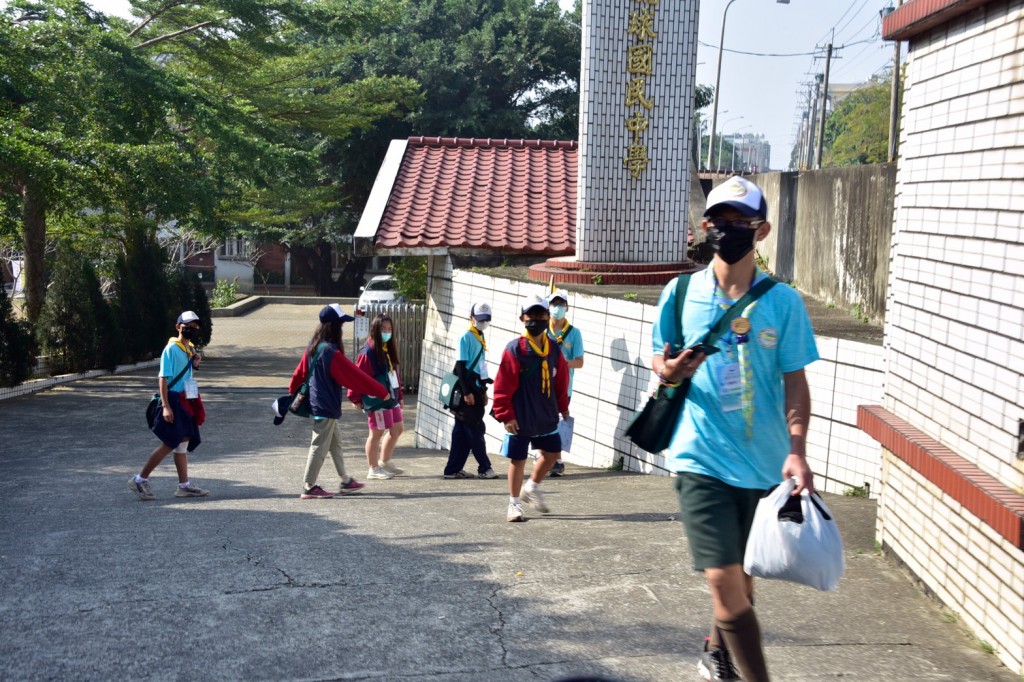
[816,42,833,169]
[806,77,821,169]
[886,1,903,162]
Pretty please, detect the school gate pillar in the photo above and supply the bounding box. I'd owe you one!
[529,0,702,286]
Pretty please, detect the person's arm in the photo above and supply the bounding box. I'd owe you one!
[288,354,310,395]
[781,369,814,495]
[490,346,520,426]
[555,349,570,416]
[159,376,172,423]
[339,350,389,401]
[565,328,584,369]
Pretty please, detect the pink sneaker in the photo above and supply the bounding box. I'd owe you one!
[300,484,333,499]
[337,478,365,494]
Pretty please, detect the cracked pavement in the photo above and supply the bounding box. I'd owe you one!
[0,300,1016,681]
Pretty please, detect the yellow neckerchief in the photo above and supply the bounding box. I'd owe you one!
[170,337,194,359]
[469,325,486,351]
[522,331,551,396]
[549,319,573,346]
[380,341,394,373]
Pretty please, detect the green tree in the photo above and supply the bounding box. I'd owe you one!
[388,257,427,300]
[822,78,891,167]
[0,284,35,386]
[36,246,105,374]
[329,0,581,210]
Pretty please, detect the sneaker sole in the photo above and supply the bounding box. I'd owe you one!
[128,478,155,501]
[174,491,210,498]
[521,493,550,514]
[507,515,525,522]
[300,493,333,499]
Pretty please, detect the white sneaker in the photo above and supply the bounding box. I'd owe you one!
[367,466,394,480]
[521,486,550,513]
[478,468,499,479]
[506,501,525,522]
[380,460,405,476]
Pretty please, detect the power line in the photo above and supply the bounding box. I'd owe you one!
[697,40,821,57]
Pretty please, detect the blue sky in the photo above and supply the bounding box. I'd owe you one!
[82,0,895,170]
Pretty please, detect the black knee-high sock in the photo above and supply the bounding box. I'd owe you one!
[716,607,769,682]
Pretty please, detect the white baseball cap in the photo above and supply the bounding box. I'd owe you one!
[704,176,767,218]
[520,294,549,315]
[470,302,492,321]
[177,310,200,325]
[547,289,569,304]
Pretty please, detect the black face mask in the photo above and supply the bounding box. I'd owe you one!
[180,326,198,341]
[706,224,757,264]
[524,320,548,336]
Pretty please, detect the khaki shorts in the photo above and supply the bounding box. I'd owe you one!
[674,473,766,571]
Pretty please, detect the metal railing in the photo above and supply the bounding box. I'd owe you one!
[346,302,426,392]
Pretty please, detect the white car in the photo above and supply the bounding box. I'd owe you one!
[357,275,402,310]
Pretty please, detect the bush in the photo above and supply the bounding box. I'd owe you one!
[211,277,239,308]
[37,248,105,374]
[388,257,427,300]
[0,285,36,386]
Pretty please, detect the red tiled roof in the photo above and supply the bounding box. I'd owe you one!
[374,137,577,255]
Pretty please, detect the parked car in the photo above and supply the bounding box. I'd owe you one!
[357,275,402,311]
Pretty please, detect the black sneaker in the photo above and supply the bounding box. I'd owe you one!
[698,644,741,681]
[550,461,565,477]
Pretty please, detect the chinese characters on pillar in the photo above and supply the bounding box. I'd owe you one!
[623,0,658,179]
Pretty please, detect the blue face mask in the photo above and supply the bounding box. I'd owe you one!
[381,332,392,343]
[550,305,567,320]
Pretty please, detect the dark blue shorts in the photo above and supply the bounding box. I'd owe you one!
[505,432,561,461]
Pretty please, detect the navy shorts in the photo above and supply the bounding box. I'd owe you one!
[505,432,561,461]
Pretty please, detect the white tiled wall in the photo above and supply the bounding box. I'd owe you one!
[881,1,1024,673]
[417,257,885,495]
[880,455,1024,673]
[886,0,1024,493]
[577,0,698,263]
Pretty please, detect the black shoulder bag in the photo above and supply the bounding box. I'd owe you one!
[625,275,776,453]
[145,351,193,427]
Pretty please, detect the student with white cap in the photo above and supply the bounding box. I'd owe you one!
[491,294,571,522]
[442,302,499,479]
[651,176,818,681]
[129,311,209,500]
[544,288,585,476]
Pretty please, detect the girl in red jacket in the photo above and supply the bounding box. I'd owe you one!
[349,313,405,480]
[289,304,388,499]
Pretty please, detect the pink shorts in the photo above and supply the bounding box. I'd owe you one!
[367,405,403,431]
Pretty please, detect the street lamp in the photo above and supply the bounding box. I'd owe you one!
[717,116,743,171]
[705,0,789,170]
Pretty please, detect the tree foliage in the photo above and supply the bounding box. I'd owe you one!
[0,285,35,386]
[388,257,427,300]
[823,77,893,167]
[36,245,113,374]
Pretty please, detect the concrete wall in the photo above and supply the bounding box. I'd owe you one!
[874,0,1024,673]
[416,256,886,498]
[748,166,895,324]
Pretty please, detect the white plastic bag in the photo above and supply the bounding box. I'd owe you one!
[557,416,574,453]
[743,478,845,591]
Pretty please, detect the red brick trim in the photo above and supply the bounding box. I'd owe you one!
[882,0,992,41]
[858,405,1024,549]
